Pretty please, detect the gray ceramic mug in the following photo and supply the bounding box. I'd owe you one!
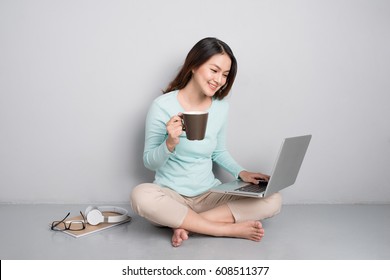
[181,111,208,140]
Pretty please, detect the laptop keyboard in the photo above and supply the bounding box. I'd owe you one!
[235,181,268,193]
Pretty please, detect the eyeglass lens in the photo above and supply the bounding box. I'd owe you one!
[51,212,86,231]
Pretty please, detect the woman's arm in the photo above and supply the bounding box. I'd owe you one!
[143,102,172,171]
[211,111,245,179]
[212,103,269,184]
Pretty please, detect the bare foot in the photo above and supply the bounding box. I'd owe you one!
[225,220,265,241]
[171,228,189,247]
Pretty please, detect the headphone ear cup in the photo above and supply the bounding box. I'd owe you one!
[86,208,104,226]
[85,205,94,216]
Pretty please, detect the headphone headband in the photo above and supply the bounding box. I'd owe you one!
[85,205,128,226]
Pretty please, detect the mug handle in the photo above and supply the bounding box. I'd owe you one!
[179,114,186,131]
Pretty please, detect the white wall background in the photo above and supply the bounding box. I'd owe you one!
[1,0,389,204]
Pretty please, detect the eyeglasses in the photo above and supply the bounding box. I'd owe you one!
[51,211,86,231]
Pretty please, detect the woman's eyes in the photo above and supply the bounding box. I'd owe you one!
[210,69,229,77]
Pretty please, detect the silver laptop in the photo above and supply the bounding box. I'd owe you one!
[210,135,312,198]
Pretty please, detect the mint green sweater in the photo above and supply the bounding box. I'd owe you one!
[143,90,245,196]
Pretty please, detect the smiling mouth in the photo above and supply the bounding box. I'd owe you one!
[208,82,219,91]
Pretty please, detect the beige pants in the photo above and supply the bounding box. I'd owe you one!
[130,183,282,229]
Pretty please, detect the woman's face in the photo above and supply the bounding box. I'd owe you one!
[192,53,231,97]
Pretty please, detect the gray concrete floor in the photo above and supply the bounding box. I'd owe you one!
[1,204,389,260]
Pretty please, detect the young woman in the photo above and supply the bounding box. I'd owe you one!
[131,37,282,247]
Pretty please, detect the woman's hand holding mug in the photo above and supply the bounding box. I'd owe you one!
[166,113,184,152]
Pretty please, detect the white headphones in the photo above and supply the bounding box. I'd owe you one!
[85,206,128,226]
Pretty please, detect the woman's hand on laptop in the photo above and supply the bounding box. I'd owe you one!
[239,170,270,185]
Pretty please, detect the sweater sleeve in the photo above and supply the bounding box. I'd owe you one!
[211,105,245,178]
[143,101,173,171]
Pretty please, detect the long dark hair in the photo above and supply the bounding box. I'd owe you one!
[163,37,237,100]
